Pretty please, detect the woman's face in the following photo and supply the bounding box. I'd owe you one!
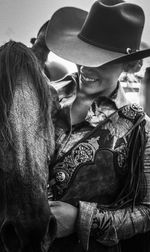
[78,62,123,97]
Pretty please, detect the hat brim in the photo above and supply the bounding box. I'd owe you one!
[46,7,150,67]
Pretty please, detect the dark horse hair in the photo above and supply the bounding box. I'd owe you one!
[0,40,56,251]
[0,40,51,146]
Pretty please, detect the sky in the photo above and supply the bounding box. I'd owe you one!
[0,0,93,46]
[0,0,149,70]
[0,0,149,46]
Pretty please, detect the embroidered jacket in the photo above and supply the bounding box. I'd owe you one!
[50,75,150,251]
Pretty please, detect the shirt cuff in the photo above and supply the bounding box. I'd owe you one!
[77,201,97,251]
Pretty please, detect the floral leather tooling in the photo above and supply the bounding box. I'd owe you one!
[50,103,145,206]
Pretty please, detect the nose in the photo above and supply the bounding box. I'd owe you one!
[48,215,56,242]
[41,214,57,250]
[0,221,21,252]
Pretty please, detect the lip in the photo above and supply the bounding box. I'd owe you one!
[81,74,98,83]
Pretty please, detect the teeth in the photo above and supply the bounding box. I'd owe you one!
[82,75,96,82]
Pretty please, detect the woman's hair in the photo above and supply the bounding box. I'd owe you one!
[114,117,147,209]
[30,20,49,46]
[0,40,51,142]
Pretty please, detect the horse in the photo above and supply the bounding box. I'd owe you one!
[0,40,57,251]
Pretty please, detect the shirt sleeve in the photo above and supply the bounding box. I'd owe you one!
[77,117,150,251]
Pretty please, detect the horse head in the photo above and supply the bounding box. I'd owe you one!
[0,41,57,251]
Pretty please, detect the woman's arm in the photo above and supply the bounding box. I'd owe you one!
[77,120,150,250]
[77,201,150,250]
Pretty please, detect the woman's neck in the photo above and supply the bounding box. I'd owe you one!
[70,91,95,125]
[70,80,119,125]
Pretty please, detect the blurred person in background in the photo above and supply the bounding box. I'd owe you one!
[143,67,150,116]
[30,20,69,81]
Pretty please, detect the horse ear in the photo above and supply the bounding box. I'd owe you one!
[41,214,57,251]
[0,221,22,252]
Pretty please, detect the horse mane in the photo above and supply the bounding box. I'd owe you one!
[0,40,52,145]
[0,40,56,251]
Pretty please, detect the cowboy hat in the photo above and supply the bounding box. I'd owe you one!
[46,0,150,67]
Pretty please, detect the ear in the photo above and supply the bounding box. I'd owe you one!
[41,214,57,251]
[123,59,143,73]
[0,221,22,252]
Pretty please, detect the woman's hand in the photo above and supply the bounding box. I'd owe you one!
[48,201,78,238]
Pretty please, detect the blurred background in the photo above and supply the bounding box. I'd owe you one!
[0,0,150,108]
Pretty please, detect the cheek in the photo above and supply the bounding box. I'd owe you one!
[92,79,103,89]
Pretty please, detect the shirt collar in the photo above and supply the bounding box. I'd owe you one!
[110,82,130,109]
[92,82,130,110]
[56,80,131,131]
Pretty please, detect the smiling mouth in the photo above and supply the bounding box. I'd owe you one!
[81,75,98,83]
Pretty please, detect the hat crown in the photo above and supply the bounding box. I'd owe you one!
[46,1,150,67]
[78,1,145,54]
